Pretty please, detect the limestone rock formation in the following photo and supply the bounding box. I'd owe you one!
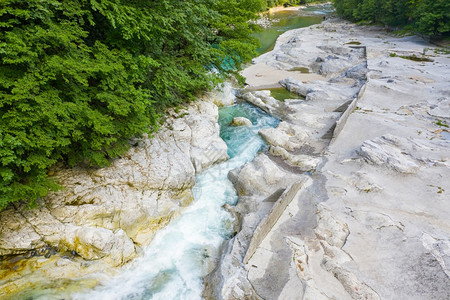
[238,90,281,117]
[228,153,299,197]
[280,77,360,103]
[211,82,237,107]
[259,121,308,151]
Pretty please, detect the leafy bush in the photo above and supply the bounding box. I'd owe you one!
[0,0,265,209]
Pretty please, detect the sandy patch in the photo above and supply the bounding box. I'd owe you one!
[241,63,326,89]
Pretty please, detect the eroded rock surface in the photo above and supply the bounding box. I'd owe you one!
[357,134,420,174]
[259,121,309,151]
[228,153,299,197]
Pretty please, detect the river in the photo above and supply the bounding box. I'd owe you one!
[18,6,329,300]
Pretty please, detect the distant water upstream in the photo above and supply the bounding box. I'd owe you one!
[253,4,332,54]
[71,103,278,299]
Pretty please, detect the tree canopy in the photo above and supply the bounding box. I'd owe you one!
[333,0,450,36]
[0,0,266,209]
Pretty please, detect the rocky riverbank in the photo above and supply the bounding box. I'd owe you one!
[206,18,450,299]
[0,89,232,297]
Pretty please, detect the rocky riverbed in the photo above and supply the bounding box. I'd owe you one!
[206,18,450,299]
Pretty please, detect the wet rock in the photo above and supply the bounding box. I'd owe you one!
[238,90,281,116]
[211,82,236,107]
[230,117,252,126]
[200,245,221,278]
[188,102,229,172]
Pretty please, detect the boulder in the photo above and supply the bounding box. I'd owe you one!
[238,90,281,116]
[228,154,299,197]
[259,121,308,151]
[230,117,252,126]
[210,82,236,107]
[62,227,135,266]
[269,146,321,171]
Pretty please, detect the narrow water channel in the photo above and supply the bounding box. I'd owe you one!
[71,104,278,299]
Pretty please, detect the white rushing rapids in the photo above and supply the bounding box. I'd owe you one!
[72,103,279,300]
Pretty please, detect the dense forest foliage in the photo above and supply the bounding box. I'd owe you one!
[334,0,450,36]
[0,0,266,209]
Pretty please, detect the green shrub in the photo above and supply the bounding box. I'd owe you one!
[0,0,265,209]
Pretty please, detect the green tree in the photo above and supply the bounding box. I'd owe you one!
[333,0,450,36]
[0,0,265,209]
[413,0,450,36]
